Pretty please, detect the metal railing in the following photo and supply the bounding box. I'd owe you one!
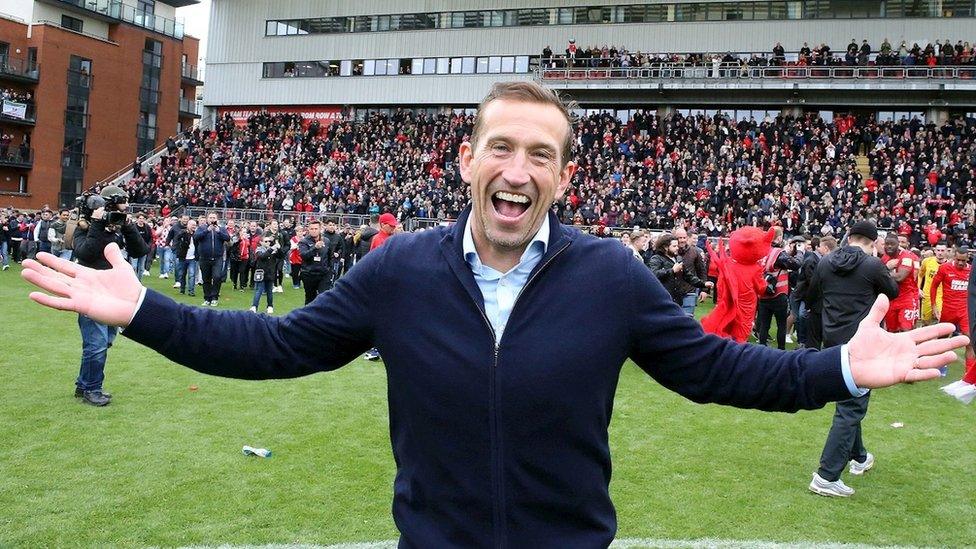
[0,146,33,168]
[137,124,157,140]
[179,97,201,116]
[55,0,185,39]
[538,64,976,81]
[61,151,88,169]
[64,110,91,129]
[67,68,92,88]
[0,55,40,81]
[1,102,37,124]
[181,63,203,83]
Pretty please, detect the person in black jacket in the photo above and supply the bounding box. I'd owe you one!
[128,213,152,281]
[193,212,230,306]
[173,220,198,297]
[249,233,279,314]
[797,236,837,349]
[646,234,711,305]
[806,221,899,497]
[298,220,338,305]
[70,186,148,406]
[757,228,802,350]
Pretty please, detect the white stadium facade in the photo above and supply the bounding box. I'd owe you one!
[202,0,976,125]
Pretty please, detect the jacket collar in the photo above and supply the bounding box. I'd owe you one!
[439,204,574,314]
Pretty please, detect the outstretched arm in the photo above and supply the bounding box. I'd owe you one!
[21,243,378,379]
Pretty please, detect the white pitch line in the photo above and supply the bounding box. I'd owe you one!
[176,538,928,549]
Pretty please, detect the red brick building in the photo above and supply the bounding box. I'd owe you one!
[0,0,201,210]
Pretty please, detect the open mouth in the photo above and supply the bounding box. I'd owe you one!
[491,191,532,220]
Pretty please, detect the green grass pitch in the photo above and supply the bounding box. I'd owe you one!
[0,263,973,547]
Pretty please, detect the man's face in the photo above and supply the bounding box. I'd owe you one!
[954,252,968,270]
[41,211,52,220]
[187,220,197,231]
[674,228,688,248]
[884,237,900,257]
[270,220,279,231]
[60,212,70,221]
[181,215,189,225]
[898,235,909,250]
[226,221,236,233]
[249,222,258,232]
[307,223,321,238]
[207,213,218,225]
[325,221,336,233]
[667,239,680,255]
[459,99,576,253]
[136,216,145,226]
[935,244,948,261]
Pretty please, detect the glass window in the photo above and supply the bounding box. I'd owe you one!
[769,1,788,19]
[462,57,475,73]
[376,15,390,31]
[437,57,449,74]
[363,59,375,76]
[61,15,84,33]
[353,16,371,32]
[488,56,501,73]
[373,59,386,75]
[501,56,515,73]
[411,58,423,75]
[340,60,352,76]
[266,21,276,35]
[515,56,529,72]
[622,5,647,22]
[476,57,489,73]
[646,4,669,21]
[557,7,575,23]
[387,59,400,74]
[517,8,549,25]
[424,58,436,74]
[277,21,290,35]
[451,57,463,74]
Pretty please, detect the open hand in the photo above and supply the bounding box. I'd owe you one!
[847,294,967,388]
[21,243,143,327]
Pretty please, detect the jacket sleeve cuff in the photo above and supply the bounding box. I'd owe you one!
[120,288,181,348]
[840,343,871,397]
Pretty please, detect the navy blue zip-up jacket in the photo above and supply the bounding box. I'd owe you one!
[123,207,851,548]
[192,225,230,261]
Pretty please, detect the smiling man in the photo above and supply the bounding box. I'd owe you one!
[20,82,967,548]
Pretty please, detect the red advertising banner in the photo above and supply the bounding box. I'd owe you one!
[217,105,345,128]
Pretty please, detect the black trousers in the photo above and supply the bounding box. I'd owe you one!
[806,308,823,350]
[199,258,224,302]
[302,271,332,305]
[290,263,302,288]
[757,294,789,349]
[228,259,243,289]
[817,392,871,481]
[274,258,284,286]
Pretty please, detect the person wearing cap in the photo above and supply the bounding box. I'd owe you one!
[20,82,967,542]
[806,221,899,497]
[369,212,398,252]
[69,185,148,406]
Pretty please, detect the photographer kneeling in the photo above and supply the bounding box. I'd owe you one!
[72,186,148,406]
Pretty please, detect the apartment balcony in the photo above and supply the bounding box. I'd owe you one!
[0,56,40,85]
[0,147,33,169]
[179,97,201,118]
[181,63,203,86]
[42,0,187,40]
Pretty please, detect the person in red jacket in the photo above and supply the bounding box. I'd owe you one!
[881,235,919,332]
[369,212,398,251]
[934,247,976,403]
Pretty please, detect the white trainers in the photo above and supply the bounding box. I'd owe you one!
[945,382,976,404]
[849,453,875,476]
[210,300,218,307]
[785,334,794,344]
[158,273,166,279]
[272,286,283,293]
[266,306,274,314]
[809,473,854,497]
[249,306,257,313]
[202,300,211,306]
[142,270,150,276]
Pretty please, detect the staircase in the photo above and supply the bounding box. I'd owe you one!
[855,154,871,180]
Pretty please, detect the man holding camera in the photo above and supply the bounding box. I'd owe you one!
[298,220,338,305]
[194,212,229,307]
[71,186,148,406]
[757,227,801,349]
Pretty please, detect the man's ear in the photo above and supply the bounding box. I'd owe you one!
[459,141,473,184]
[554,161,578,202]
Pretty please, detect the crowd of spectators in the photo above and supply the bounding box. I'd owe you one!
[109,106,976,249]
[540,38,976,71]
[0,87,33,105]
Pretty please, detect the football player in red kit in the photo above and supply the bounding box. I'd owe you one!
[881,235,919,332]
[935,247,976,404]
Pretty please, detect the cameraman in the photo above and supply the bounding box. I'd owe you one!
[193,212,229,307]
[71,186,148,406]
[298,220,336,305]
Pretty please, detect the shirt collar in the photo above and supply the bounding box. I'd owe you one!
[463,214,550,269]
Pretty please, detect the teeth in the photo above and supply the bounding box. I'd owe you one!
[494,191,530,204]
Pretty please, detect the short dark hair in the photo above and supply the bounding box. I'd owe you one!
[470,81,576,168]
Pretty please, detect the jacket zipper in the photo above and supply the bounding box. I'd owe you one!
[465,239,570,548]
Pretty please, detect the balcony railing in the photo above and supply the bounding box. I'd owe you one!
[55,0,185,39]
[538,64,976,82]
[62,151,88,169]
[0,56,40,82]
[181,63,203,84]
[65,110,92,129]
[0,146,34,169]
[1,102,37,124]
[140,87,160,104]
[179,97,201,116]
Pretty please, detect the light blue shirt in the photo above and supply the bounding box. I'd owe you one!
[463,216,549,344]
[462,216,864,397]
